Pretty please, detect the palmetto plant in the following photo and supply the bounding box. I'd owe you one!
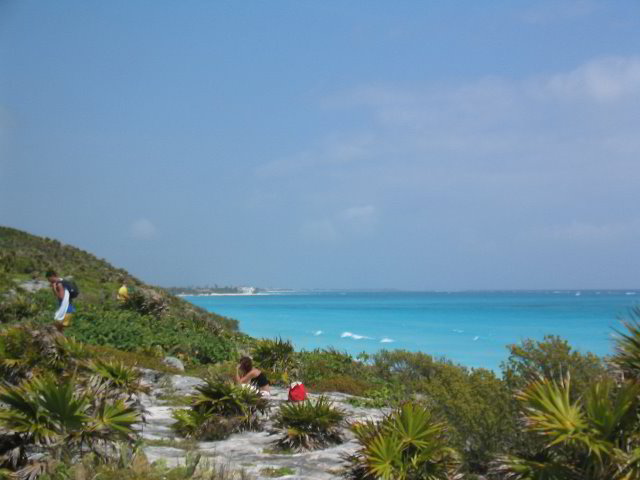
[493,374,640,480]
[611,307,640,381]
[172,380,269,440]
[346,402,461,480]
[0,326,88,384]
[0,375,88,449]
[194,379,270,421]
[121,288,168,317]
[272,395,345,451]
[85,358,143,397]
[252,337,296,383]
[0,374,141,477]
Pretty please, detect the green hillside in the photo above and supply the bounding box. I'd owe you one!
[0,225,248,365]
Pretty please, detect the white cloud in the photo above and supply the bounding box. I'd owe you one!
[341,332,373,340]
[541,57,640,102]
[130,218,157,239]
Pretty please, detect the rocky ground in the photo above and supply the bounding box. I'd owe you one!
[136,370,388,480]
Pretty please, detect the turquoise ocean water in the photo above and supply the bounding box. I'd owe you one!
[186,291,639,372]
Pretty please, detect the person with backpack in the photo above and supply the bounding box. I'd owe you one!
[46,269,78,332]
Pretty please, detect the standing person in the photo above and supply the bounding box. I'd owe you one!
[46,269,76,332]
[117,282,129,302]
[235,356,270,396]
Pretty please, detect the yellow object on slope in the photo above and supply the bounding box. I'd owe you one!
[117,284,129,301]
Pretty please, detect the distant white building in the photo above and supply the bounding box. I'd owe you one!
[238,286,256,294]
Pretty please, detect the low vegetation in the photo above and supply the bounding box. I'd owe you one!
[493,375,640,479]
[251,337,295,385]
[0,326,144,478]
[172,380,269,441]
[0,225,245,366]
[346,402,461,480]
[271,396,345,452]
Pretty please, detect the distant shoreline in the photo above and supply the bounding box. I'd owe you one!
[177,289,639,296]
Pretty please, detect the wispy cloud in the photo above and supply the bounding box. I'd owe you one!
[130,218,157,239]
[258,55,640,280]
[318,56,640,166]
[256,134,375,177]
[539,56,640,102]
[341,331,373,340]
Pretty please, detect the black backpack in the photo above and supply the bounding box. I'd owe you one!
[61,279,79,299]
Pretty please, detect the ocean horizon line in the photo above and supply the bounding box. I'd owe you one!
[180,288,640,297]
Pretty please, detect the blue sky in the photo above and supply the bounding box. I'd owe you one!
[1,1,639,289]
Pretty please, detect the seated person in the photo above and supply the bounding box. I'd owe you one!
[235,356,270,394]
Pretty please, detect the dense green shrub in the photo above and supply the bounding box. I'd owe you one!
[355,350,518,474]
[0,324,87,383]
[251,337,295,384]
[308,374,371,396]
[0,289,52,325]
[297,348,374,393]
[0,293,38,324]
[272,396,345,451]
[121,288,168,317]
[67,305,236,365]
[370,349,438,386]
[423,366,515,474]
[501,335,606,400]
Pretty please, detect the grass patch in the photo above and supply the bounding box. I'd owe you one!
[259,467,295,477]
[85,343,181,373]
[262,447,295,455]
[307,374,371,396]
[144,437,199,450]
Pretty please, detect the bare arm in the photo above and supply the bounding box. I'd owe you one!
[235,367,259,384]
[53,281,64,301]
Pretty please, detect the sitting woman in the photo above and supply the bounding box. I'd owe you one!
[235,356,270,395]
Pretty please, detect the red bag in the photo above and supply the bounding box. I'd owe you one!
[288,382,307,402]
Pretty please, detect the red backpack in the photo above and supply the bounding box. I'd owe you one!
[288,382,307,402]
